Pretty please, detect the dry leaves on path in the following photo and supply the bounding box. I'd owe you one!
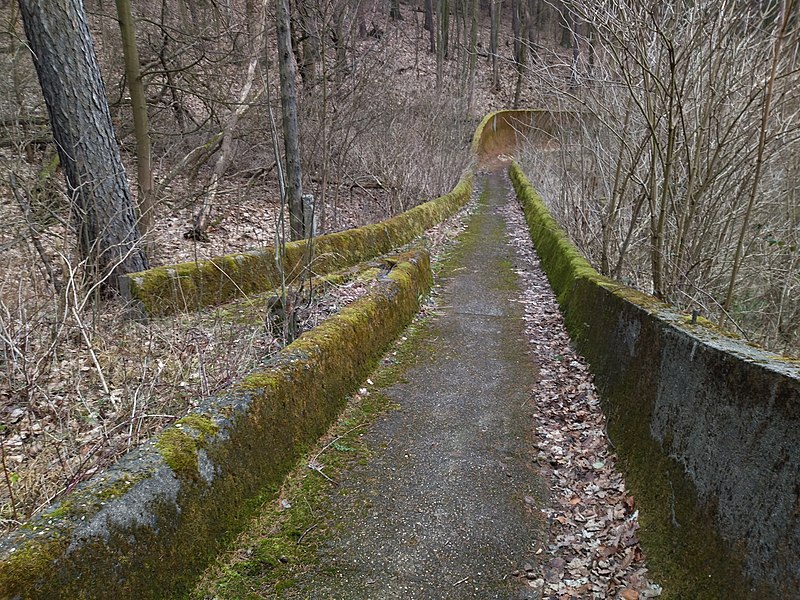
[500,181,663,600]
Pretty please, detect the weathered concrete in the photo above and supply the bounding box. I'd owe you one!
[510,163,800,598]
[120,175,473,317]
[0,251,432,600]
[287,174,547,599]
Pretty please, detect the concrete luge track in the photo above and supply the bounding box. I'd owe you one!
[1,110,798,599]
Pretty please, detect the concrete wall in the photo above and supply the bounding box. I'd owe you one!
[121,174,472,317]
[0,251,432,599]
[510,162,800,598]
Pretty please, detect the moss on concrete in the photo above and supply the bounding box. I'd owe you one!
[122,175,471,317]
[0,537,67,596]
[0,250,433,600]
[509,163,770,598]
[155,414,219,479]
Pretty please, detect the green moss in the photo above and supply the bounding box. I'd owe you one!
[178,414,219,438]
[125,174,472,317]
[156,429,200,478]
[95,478,140,504]
[156,415,218,478]
[0,537,67,595]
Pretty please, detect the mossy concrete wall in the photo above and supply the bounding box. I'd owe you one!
[510,163,800,598]
[0,251,432,599]
[121,175,472,316]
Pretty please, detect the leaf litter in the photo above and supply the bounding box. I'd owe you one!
[499,177,663,600]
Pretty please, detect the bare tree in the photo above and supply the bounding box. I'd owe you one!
[521,0,800,353]
[115,0,154,234]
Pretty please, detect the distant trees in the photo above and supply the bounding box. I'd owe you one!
[18,0,148,291]
[521,0,800,354]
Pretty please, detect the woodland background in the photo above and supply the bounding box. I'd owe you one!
[0,0,797,532]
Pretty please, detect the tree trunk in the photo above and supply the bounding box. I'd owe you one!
[18,0,148,290]
[528,0,540,63]
[467,0,479,109]
[490,0,502,91]
[115,0,154,234]
[296,1,321,86]
[425,0,436,52]
[390,0,402,20]
[435,0,444,87]
[276,0,305,240]
[439,0,449,58]
[557,1,571,48]
[512,0,527,106]
[569,13,580,87]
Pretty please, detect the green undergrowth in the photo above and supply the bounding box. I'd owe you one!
[190,319,435,599]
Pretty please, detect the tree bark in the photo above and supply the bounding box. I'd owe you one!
[467,0,479,109]
[296,0,320,86]
[512,0,527,106]
[439,0,449,58]
[115,0,154,234]
[276,0,305,240]
[425,0,436,52]
[18,0,148,290]
[557,1,572,48]
[490,0,502,91]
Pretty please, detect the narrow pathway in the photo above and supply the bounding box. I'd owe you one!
[293,173,547,599]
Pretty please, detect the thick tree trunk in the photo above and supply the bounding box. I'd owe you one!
[115,0,154,234]
[276,0,305,240]
[18,0,148,290]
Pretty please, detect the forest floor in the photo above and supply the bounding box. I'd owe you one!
[194,172,662,600]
